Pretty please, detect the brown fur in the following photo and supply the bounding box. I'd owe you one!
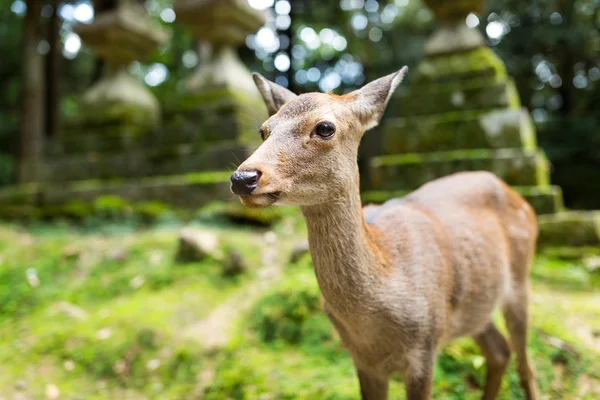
[235,70,540,400]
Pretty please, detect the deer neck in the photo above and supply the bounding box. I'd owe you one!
[300,182,385,313]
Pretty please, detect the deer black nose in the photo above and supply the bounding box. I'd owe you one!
[230,170,262,196]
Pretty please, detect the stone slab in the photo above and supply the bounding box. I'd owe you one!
[362,185,564,216]
[369,149,550,191]
[40,142,253,182]
[538,211,600,248]
[382,108,536,154]
[413,47,506,84]
[395,78,520,118]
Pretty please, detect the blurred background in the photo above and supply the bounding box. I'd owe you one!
[0,0,599,399]
[1,0,600,207]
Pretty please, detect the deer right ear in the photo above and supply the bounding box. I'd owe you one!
[349,66,408,131]
[252,72,298,116]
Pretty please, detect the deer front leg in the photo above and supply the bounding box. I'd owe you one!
[357,369,389,400]
[403,348,435,400]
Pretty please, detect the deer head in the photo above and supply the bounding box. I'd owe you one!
[230,67,408,207]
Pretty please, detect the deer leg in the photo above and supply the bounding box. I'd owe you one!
[357,369,388,400]
[473,322,511,400]
[403,348,435,400]
[503,285,540,400]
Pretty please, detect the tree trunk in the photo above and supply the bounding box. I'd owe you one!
[45,0,61,138]
[18,0,45,183]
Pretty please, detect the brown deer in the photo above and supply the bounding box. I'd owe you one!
[230,67,540,400]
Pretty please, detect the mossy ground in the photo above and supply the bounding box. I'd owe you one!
[0,214,598,399]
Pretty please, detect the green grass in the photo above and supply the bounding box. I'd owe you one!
[0,221,264,398]
[203,255,600,400]
[0,219,598,399]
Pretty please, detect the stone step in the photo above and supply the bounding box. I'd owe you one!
[394,78,520,118]
[362,185,565,216]
[412,47,507,85]
[0,171,234,219]
[49,118,243,157]
[39,142,254,182]
[538,211,600,247]
[369,149,550,191]
[382,108,536,154]
[53,88,264,157]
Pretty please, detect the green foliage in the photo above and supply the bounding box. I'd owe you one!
[247,267,330,345]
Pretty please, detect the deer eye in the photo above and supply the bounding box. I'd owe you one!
[314,121,336,139]
[259,127,266,141]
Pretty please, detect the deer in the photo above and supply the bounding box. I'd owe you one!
[230,67,540,400]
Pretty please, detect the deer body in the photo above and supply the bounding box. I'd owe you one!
[231,68,540,400]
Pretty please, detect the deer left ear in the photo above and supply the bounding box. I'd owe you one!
[252,72,298,116]
[349,66,408,131]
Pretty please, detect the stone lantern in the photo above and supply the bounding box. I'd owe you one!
[168,0,268,146]
[365,0,562,220]
[363,0,600,249]
[422,0,485,55]
[73,0,168,127]
[174,0,266,96]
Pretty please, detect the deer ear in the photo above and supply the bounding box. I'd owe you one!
[252,72,298,116]
[349,66,408,131]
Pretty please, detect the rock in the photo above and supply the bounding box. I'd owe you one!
[176,227,219,263]
[63,360,75,372]
[106,248,127,262]
[113,359,127,375]
[52,301,88,321]
[146,359,160,371]
[149,251,163,266]
[290,241,310,264]
[26,268,40,288]
[222,249,247,276]
[264,231,277,244]
[96,327,112,340]
[61,245,80,261]
[537,211,600,248]
[583,255,600,272]
[45,383,59,399]
[129,275,145,289]
[15,380,27,391]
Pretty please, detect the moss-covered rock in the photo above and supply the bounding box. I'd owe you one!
[538,211,600,248]
[369,149,550,191]
[383,108,536,154]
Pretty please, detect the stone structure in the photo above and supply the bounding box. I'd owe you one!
[0,0,268,219]
[363,0,600,247]
[174,0,266,96]
[74,0,167,128]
